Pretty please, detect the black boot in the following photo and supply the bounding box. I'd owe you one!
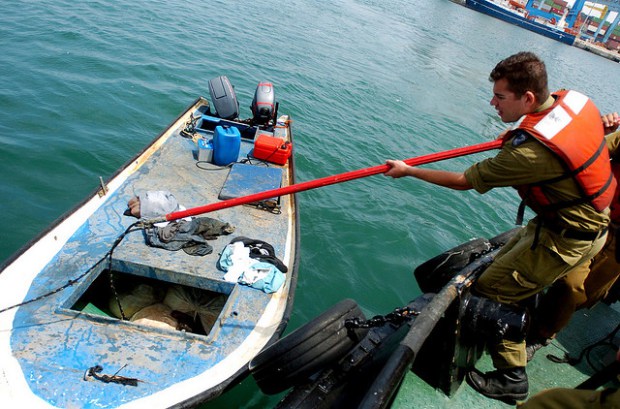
[466,367,528,403]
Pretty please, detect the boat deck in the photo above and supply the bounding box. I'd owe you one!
[110,118,293,290]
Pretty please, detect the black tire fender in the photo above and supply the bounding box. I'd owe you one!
[414,228,522,293]
[414,238,491,293]
[249,298,368,395]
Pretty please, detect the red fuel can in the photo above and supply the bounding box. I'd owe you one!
[252,134,292,165]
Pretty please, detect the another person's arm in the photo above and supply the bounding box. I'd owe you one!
[602,112,619,135]
[604,113,620,155]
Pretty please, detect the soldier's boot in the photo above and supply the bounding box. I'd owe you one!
[466,367,528,403]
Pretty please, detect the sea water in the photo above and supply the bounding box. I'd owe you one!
[1,1,619,407]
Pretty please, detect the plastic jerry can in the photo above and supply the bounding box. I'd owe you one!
[213,125,241,166]
[252,134,292,165]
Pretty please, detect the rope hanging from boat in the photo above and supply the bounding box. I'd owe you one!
[0,221,143,314]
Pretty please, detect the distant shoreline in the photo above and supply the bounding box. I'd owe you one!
[574,38,620,63]
[449,0,620,63]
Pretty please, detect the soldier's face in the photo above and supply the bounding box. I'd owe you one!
[491,78,529,123]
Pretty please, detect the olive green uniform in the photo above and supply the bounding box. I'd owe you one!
[463,128,610,368]
[534,130,620,340]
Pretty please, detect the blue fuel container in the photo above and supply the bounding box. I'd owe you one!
[213,125,241,166]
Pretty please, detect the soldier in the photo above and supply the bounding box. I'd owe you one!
[385,52,615,402]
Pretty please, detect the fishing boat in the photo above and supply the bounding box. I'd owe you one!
[464,0,577,46]
[250,227,620,408]
[0,76,299,408]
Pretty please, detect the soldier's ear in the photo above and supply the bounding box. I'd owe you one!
[523,90,538,110]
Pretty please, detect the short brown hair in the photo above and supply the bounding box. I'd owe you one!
[489,52,549,103]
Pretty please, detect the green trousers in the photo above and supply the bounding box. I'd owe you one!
[473,220,607,368]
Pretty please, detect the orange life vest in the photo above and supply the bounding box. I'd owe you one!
[504,90,615,218]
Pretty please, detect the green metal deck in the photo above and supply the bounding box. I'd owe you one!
[392,301,620,408]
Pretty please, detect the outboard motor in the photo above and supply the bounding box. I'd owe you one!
[251,82,276,125]
[208,75,239,120]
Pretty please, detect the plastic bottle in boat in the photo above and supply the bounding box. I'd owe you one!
[213,125,241,166]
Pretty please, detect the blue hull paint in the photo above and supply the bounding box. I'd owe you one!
[0,94,299,408]
[465,0,576,46]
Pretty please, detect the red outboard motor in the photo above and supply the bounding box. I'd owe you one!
[251,82,276,125]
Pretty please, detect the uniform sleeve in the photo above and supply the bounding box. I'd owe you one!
[606,130,620,158]
[464,139,562,194]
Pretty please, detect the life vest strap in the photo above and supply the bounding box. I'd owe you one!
[528,138,607,188]
[539,171,615,212]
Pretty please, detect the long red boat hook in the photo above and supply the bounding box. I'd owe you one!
[161,139,502,222]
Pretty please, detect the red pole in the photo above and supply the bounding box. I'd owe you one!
[163,139,502,221]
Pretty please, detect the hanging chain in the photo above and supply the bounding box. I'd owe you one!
[344,238,506,331]
[108,270,127,320]
[104,223,151,321]
[345,306,420,329]
[469,239,503,262]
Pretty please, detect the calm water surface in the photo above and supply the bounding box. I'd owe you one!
[1,1,619,407]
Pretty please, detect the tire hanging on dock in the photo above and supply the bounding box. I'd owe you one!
[249,298,368,395]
